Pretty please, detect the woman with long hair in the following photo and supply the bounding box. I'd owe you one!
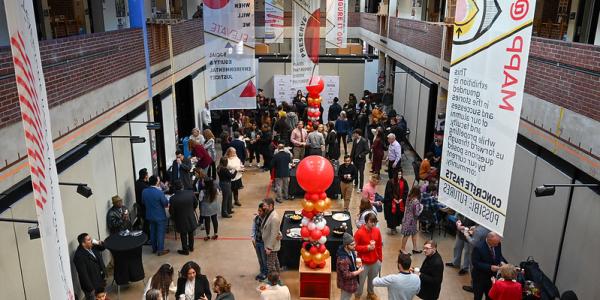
[225,147,244,207]
[200,177,219,240]
[383,170,408,234]
[143,264,176,299]
[203,129,217,179]
[217,157,235,218]
[213,276,235,300]
[401,187,423,254]
[370,129,385,175]
[355,198,378,229]
[175,261,211,300]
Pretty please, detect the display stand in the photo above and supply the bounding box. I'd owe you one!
[299,256,331,299]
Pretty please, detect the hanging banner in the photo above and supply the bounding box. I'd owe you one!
[321,75,340,121]
[292,0,320,89]
[326,0,347,48]
[265,0,284,43]
[273,75,296,105]
[438,0,536,236]
[4,1,75,299]
[203,0,256,110]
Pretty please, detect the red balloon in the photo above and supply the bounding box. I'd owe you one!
[302,210,314,219]
[317,261,326,268]
[309,261,318,269]
[296,156,335,193]
[302,241,309,248]
[306,76,325,95]
[310,229,322,241]
[322,225,330,236]
[301,227,310,238]
[319,244,327,253]
[320,192,327,199]
[309,193,320,201]
[309,245,319,255]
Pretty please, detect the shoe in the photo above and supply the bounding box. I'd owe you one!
[462,286,474,293]
[157,249,170,256]
[458,269,469,275]
[412,250,423,254]
[189,247,194,252]
[204,236,210,241]
[211,235,218,240]
[356,189,362,193]
[445,262,458,268]
[222,214,232,218]
[275,198,283,204]
[367,293,379,300]
[255,274,267,281]
[234,202,242,206]
[229,210,235,214]
[177,250,189,255]
[152,249,157,254]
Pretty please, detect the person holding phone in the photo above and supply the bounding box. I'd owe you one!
[175,261,212,300]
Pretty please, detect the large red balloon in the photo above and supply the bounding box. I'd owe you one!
[296,156,334,193]
[310,229,322,241]
[304,11,321,65]
[306,76,325,97]
[300,227,310,238]
[322,225,330,237]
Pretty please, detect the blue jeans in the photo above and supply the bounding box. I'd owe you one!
[149,219,167,252]
[254,241,268,276]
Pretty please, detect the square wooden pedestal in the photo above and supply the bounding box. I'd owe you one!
[299,256,332,300]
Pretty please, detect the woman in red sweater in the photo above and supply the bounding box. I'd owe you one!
[353,212,383,300]
[488,264,522,300]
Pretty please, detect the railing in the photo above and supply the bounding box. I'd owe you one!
[360,13,380,35]
[388,17,446,59]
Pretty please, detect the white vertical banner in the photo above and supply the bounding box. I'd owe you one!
[265,0,284,43]
[321,75,339,121]
[292,0,320,89]
[4,1,75,299]
[203,0,256,110]
[438,0,536,235]
[273,75,296,105]
[326,0,347,48]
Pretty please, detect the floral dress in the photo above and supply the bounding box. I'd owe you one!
[400,198,421,236]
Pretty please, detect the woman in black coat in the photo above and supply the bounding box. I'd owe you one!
[383,170,408,234]
[325,122,339,160]
[176,261,212,300]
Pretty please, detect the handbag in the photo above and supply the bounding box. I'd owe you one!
[520,257,560,300]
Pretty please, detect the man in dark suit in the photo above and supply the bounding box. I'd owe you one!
[471,232,507,300]
[169,180,199,255]
[134,168,150,238]
[229,131,247,164]
[350,129,370,191]
[73,233,106,300]
[417,240,444,300]
[328,97,342,122]
[271,144,292,203]
[170,151,193,190]
[143,175,170,256]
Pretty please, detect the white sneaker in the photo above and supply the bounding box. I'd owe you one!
[356,188,362,193]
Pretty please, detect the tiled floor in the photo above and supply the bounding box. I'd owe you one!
[107,152,472,300]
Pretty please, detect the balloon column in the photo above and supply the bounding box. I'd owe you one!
[306,76,325,129]
[296,155,334,269]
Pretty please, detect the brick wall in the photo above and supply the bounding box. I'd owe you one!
[0,19,204,129]
[388,17,444,58]
[360,13,379,34]
[524,38,600,121]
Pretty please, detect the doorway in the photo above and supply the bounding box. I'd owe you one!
[175,76,196,139]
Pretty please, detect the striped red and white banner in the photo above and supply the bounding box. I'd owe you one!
[4,0,75,299]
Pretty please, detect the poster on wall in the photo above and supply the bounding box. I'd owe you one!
[265,0,284,43]
[273,75,296,105]
[4,1,75,299]
[321,76,340,121]
[326,0,347,48]
[292,0,320,89]
[203,0,257,110]
[438,0,536,236]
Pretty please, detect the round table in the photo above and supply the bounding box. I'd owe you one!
[104,233,147,285]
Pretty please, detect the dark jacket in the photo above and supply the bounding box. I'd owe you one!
[326,130,339,159]
[169,190,198,233]
[107,206,132,234]
[73,245,106,293]
[175,275,212,300]
[170,158,193,190]
[336,245,359,293]
[134,179,149,218]
[418,251,444,300]
[218,167,236,183]
[328,102,342,121]
[143,187,169,222]
[472,241,507,294]
[350,137,370,164]
[382,92,393,106]
[229,139,247,163]
[273,118,291,143]
[215,292,235,300]
[271,150,292,178]
[338,163,358,183]
[335,118,351,135]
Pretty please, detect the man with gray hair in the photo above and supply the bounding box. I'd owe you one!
[471,232,506,300]
[386,133,402,179]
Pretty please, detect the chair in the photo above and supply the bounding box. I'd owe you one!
[412,160,422,186]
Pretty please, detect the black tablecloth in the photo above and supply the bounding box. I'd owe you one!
[104,233,147,285]
[278,210,352,271]
[289,160,341,198]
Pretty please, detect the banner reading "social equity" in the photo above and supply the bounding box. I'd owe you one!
[326,0,347,48]
[292,0,320,89]
[204,0,256,110]
[438,0,536,236]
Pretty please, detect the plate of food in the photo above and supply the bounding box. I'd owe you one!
[288,214,302,222]
[332,213,350,222]
[286,228,302,239]
[332,227,346,237]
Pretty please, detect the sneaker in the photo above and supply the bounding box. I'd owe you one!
[445,262,458,268]
[412,250,423,254]
[157,249,170,256]
[275,198,283,204]
[255,274,267,281]
[462,286,474,293]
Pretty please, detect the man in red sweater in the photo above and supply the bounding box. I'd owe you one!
[354,212,383,300]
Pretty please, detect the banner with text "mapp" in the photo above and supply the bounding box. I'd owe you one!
[326,0,347,48]
[438,0,536,236]
[292,0,320,89]
[4,0,75,299]
[204,0,256,110]
[265,0,284,43]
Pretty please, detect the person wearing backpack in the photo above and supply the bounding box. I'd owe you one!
[400,187,423,254]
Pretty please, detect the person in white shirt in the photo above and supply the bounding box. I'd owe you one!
[259,272,291,300]
[373,252,420,300]
[201,102,211,131]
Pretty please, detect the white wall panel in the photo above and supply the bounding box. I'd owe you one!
[393,68,407,115]
[111,124,136,209]
[415,84,430,157]
[131,112,153,175]
[404,76,420,147]
[0,208,26,299]
[162,94,177,171]
[338,63,365,105]
[258,62,286,97]
[364,59,379,92]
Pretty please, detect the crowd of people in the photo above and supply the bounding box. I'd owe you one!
[71,88,526,300]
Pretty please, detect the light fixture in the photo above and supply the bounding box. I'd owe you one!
[120,120,161,130]
[0,218,40,240]
[98,135,146,143]
[59,182,93,198]
[534,183,599,197]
